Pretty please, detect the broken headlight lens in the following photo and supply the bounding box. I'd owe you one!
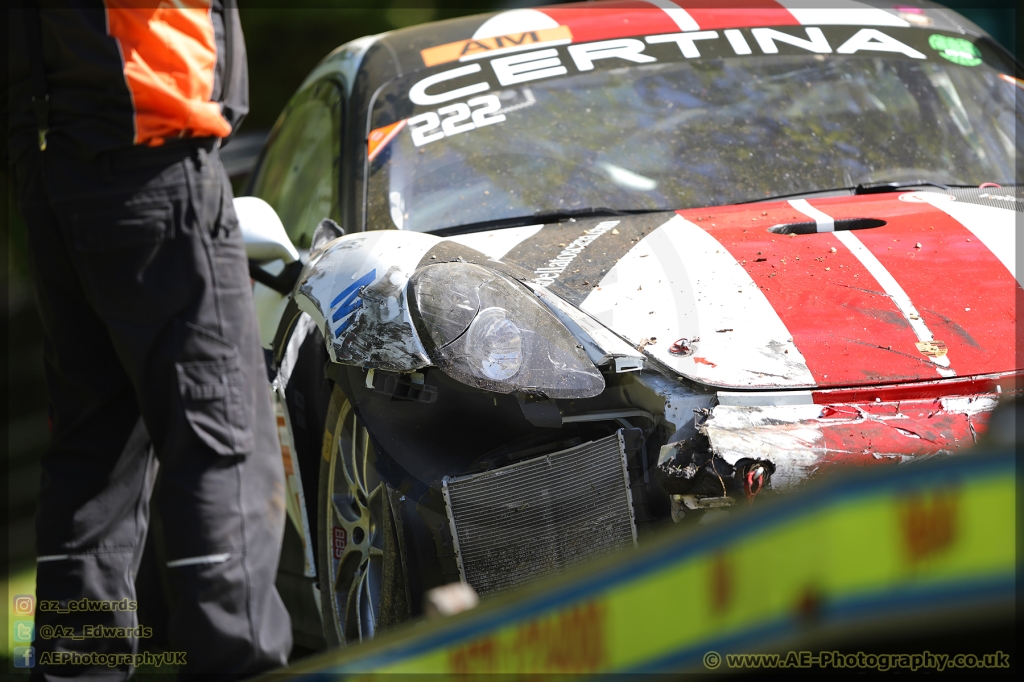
[465,307,523,380]
[409,262,604,398]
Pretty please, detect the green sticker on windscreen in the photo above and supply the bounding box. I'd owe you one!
[928,34,982,66]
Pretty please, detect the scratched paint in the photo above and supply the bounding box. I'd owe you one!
[291,193,1017,393]
[295,230,436,370]
[703,395,999,488]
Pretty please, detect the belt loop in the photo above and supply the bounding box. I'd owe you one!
[193,144,207,172]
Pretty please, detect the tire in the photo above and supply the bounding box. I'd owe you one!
[317,384,407,645]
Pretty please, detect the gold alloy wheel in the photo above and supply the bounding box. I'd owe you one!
[320,386,384,644]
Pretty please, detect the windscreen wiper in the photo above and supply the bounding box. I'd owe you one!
[430,207,666,236]
[747,181,957,204]
[853,180,951,194]
[526,207,661,221]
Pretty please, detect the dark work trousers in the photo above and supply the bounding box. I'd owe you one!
[14,139,292,680]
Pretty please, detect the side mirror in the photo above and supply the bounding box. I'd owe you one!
[233,196,300,264]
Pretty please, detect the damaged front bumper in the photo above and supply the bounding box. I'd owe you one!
[654,381,1004,512]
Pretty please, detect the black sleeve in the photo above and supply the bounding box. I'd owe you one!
[217,0,249,147]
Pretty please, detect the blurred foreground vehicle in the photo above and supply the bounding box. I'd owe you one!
[233,0,1023,648]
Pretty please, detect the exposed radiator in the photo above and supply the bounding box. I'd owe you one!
[443,431,638,596]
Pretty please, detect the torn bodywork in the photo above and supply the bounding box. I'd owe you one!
[280,197,1018,546]
[294,230,435,372]
[656,391,1002,510]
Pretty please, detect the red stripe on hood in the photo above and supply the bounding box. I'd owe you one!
[539,2,681,42]
[809,194,1021,381]
[673,0,798,29]
[679,193,1015,387]
[680,201,947,386]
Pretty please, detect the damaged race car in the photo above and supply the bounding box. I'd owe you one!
[233,0,1023,649]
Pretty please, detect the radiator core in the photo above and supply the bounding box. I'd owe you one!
[443,431,637,596]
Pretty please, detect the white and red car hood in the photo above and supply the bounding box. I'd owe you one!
[488,191,1020,390]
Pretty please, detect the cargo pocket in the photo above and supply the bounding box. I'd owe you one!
[176,354,254,457]
[70,201,174,295]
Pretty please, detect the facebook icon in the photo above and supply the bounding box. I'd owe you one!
[13,646,35,668]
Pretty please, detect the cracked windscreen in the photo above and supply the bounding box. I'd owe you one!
[366,28,1021,234]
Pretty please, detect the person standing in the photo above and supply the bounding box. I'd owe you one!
[7,1,292,678]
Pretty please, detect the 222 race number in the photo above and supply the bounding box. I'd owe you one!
[408,95,506,147]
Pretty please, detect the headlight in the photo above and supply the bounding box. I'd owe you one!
[409,262,605,398]
[464,307,524,381]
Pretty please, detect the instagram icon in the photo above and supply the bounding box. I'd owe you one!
[13,595,35,616]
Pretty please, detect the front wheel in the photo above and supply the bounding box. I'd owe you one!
[317,385,405,645]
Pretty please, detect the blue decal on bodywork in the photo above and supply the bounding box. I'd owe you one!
[334,314,359,337]
[331,269,376,338]
[331,269,377,308]
[331,296,363,323]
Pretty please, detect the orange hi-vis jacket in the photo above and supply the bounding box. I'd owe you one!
[8,0,248,162]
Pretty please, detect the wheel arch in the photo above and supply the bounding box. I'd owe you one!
[292,230,440,373]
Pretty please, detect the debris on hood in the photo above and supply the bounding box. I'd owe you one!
[637,337,657,352]
[669,337,698,356]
